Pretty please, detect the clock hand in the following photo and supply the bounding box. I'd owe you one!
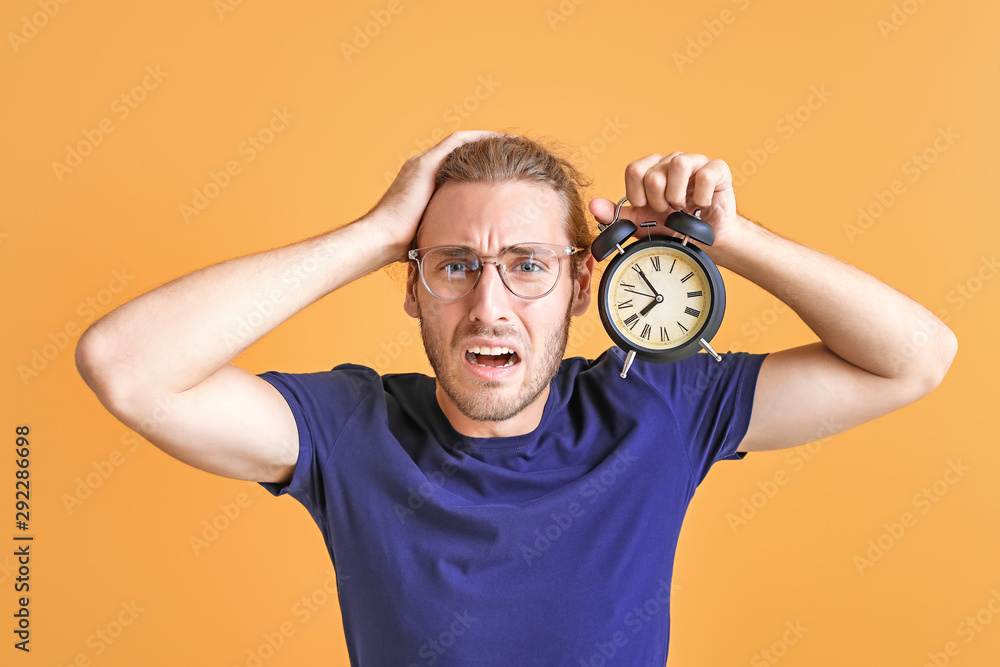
[623,288,655,298]
[640,298,659,316]
[632,265,661,297]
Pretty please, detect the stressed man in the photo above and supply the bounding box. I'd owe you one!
[75,130,957,664]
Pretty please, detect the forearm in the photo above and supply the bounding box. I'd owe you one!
[710,214,957,382]
[76,214,403,398]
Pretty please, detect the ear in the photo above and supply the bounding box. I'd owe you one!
[403,262,421,319]
[570,252,595,317]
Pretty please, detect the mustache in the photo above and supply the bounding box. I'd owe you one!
[455,324,523,344]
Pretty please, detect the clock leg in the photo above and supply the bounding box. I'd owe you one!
[620,349,637,379]
[699,338,722,362]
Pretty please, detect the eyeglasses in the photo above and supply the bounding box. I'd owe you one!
[407,243,584,301]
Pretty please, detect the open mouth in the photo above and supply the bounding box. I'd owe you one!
[465,346,520,368]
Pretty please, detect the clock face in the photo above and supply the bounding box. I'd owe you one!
[605,244,713,351]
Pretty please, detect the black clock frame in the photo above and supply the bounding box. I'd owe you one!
[596,237,726,363]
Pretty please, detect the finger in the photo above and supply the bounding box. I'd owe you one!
[690,159,732,209]
[623,153,671,208]
[664,153,711,209]
[640,152,683,212]
[429,129,506,155]
[589,197,621,225]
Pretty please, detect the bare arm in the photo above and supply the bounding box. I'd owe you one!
[714,215,958,452]
[76,130,504,484]
[591,152,958,454]
[75,218,401,484]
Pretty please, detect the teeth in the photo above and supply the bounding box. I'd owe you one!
[467,346,514,356]
[469,357,518,367]
[465,346,520,367]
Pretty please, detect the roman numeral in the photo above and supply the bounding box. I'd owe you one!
[617,299,634,309]
[677,321,689,334]
[680,271,694,283]
[620,282,636,289]
[684,306,701,317]
[660,326,669,342]
[624,314,639,329]
[687,290,702,298]
[669,259,676,274]
[650,256,661,271]
[641,324,651,340]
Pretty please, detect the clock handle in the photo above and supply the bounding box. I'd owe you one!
[592,197,638,262]
[598,196,631,232]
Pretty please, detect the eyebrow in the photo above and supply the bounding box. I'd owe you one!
[428,242,561,253]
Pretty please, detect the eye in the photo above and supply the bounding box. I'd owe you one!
[431,255,478,274]
[506,251,554,275]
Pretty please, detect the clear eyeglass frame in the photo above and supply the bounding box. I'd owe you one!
[407,243,584,301]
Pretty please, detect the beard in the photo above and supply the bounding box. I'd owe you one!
[415,295,574,423]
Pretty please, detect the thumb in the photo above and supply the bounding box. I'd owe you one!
[589,197,622,226]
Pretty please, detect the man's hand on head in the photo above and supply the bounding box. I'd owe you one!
[367,130,509,262]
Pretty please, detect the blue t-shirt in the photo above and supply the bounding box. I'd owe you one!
[257,346,768,666]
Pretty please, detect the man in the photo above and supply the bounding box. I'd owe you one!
[75,130,957,664]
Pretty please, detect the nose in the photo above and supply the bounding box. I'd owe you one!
[466,261,514,324]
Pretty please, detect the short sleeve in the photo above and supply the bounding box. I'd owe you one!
[254,364,379,524]
[627,349,768,486]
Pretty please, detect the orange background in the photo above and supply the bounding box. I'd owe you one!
[3,0,998,665]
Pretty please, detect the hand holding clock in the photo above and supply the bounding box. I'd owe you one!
[588,152,743,258]
[589,151,738,373]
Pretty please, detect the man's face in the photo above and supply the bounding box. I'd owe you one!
[404,180,593,427]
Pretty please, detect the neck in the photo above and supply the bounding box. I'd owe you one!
[435,383,550,438]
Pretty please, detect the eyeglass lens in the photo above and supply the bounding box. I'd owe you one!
[421,245,562,299]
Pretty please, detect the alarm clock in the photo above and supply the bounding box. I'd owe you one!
[591,196,726,378]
